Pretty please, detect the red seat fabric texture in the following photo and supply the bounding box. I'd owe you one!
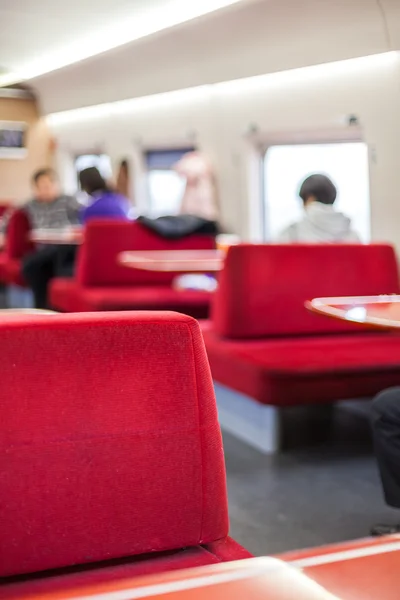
[212,244,400,339]
[3,258,26,286]
[0,209,34,286]
[0,312,231,578]
[203,244,400,406]
[1,539,252,598]
[202,325,400,406]
[0,251,7,281]
[50,220,215,314]
[50,278,212,317]
[0,203,11,217]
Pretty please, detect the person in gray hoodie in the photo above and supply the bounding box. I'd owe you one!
[277,174,360,243]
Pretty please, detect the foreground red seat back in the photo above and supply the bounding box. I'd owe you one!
[76,220,215,287]
[212,244,400,338]
[0,312,228,577]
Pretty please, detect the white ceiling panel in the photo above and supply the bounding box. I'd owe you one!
[0,0,167,70]
[0,0,250,82]
[30,0,391,114]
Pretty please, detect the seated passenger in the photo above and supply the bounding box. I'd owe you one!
[277,174,360,243]
[24,168,80,229]
[23,168,131,309]
[79,167,132,222]
[371,388,400,535]
[22,169,80,309]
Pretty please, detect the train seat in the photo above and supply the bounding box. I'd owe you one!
[49,220,215,318]
[50,280,213,314]
[0,208,34,287]
[0,202,12,217]
[0,250,7,281]
[201,244,400,453]
[0,311,251,596]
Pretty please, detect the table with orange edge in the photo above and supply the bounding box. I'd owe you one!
[307,295,400,329]
[118,249,224,273]
[8,557,338,600]
[10,536,400,600]
[117,235,238,273]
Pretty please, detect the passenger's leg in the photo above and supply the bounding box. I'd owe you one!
[55,245,77,278]
[22,246,57,309]
[371,388,400,535]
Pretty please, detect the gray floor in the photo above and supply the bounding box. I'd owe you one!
[223,403,400,556]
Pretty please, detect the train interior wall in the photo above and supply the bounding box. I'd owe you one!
[47,53,400,247]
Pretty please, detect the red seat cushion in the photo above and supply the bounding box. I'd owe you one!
[1,539,252,599]
[212,244,400,339]
[50,278,212,318]
[0,251,7,282]
[48,278,83,312]
[202,323,400,406]
[0,209,33,287]
[3,258,25,286]
[50,221,216,315]
[76,220,216,288]
[0,312,228,577]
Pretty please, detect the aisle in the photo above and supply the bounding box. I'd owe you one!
[224,404,399,555]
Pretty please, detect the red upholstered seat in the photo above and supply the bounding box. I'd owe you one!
[0,251,7,281]
[49,220,215,316]
[203,326,400,406]
[212,244,400,339]
[51,278,213,315]
[0,312,250,590]
[203,244,400,406]
[0,203,11,217]
[3,258,26,286]
[1,209,34,287]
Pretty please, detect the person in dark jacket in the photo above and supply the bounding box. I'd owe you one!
[371,388,400,535]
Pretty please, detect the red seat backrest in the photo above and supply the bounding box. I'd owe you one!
[212,244,400,338]
[76,220,216,287]
[0,312,228,577]
[4,208,34,259]
[0,203,11,217]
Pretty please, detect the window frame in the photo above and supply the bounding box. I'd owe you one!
[143,145,197,216]
[257,128,368,241]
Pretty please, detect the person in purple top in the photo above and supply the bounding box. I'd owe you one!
[79,167,132,222]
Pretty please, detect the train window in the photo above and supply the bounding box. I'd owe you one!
[263,142,370,242]
[145,148,195,217]
[75,154,113,180]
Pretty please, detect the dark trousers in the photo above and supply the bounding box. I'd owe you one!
[371,388,400,508]
[22,245,77,309]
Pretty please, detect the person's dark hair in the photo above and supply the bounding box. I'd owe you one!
[299,174,337,206]
[79,167,109,195]
[32,168,57,185]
